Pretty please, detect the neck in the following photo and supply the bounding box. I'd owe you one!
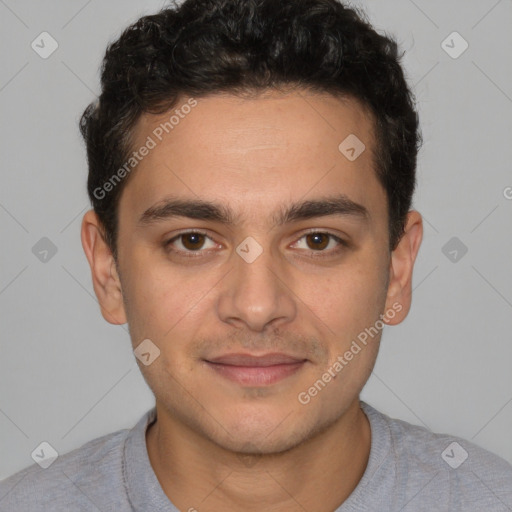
[146,399,371,512]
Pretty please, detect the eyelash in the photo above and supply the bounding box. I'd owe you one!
[163,229,348,259]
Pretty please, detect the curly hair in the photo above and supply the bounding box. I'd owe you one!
[80,0,421,261]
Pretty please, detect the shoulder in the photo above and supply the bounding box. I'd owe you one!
[383,406,512,477]
[0,426,130,511]
[361,402,512,510]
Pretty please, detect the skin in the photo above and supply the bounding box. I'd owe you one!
[81,89,423,512]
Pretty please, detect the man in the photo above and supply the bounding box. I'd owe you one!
[1,0,511,510]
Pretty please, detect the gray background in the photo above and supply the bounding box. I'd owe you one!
[1,0,511,480]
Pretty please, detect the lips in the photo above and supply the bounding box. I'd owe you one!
[206,353,306,366]
[204,353,307,386]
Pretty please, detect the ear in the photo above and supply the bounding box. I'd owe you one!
[80,209,127,325]
[383,210,423,325]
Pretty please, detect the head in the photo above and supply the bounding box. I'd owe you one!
[81,0,423,454]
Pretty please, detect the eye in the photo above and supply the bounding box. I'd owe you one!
[164,230,218,257]
[164,229,348,260]
[291,231,347,256]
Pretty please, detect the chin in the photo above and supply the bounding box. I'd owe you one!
[204,406,320,455]
[216,427,307,456]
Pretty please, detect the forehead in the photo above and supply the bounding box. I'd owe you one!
[119,89,384,227]
[134,89,375,158]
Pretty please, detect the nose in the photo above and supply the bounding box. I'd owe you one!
[216,240,297,332]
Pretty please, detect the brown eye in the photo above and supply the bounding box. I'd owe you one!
[164,231,218,257]
[305,232,330,250]
[180,232,206,251]
[291,231,347,258]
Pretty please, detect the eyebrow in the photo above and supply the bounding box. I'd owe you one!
[137,193,369,227]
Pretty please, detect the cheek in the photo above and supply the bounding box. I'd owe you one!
[118,255,175,340]
[298,256,388,336]
[123,257,219,347]
[299,263,386,404]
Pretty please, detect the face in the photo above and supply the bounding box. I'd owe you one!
[82,89,422,454]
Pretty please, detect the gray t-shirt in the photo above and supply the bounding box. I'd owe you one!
[1,401,511,511]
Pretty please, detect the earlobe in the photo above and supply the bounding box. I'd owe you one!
[384,210,423,325]
[80,209,127,325]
